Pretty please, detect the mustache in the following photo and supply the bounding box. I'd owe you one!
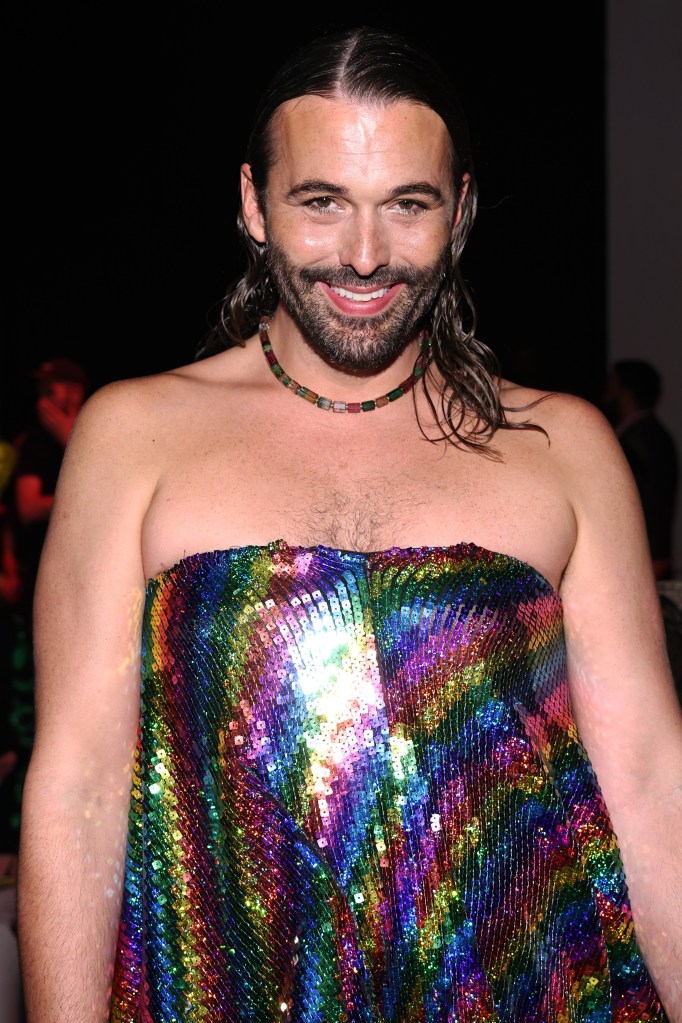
[298,265,430,289]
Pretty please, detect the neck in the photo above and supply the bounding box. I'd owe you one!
[263,310,428,400]
[259,315,431,414]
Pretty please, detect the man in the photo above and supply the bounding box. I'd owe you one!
[17,27,682,1023]
[6,355,88,809]
[602,359,679,580]
[0,356,88,981]
[12,356,89,608]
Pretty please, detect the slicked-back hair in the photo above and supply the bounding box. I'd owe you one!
[197,26,545,451]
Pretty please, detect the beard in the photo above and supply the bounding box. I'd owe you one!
[265,240,448,373]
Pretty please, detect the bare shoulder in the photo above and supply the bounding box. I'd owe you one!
[498,378,645,564]
[72,357,223,433]
[42,352,250,592]
[500,379,625,477]
[66,347,248,465]
[501,378,655,604]
[501,378,611,430]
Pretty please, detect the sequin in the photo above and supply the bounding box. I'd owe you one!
[109,541,664,1022]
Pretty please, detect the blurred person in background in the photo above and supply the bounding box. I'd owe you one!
[0,357,89,999]
[0,432,24,1022]
[602,358,679,581]
[12,357,89,608]
[0,430,21,860]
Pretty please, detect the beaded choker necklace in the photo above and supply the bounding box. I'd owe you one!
[259,316,431,413]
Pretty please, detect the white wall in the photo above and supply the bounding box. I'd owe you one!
[608,0,682,573]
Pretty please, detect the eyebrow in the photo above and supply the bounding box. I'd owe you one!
[286,179,444,202]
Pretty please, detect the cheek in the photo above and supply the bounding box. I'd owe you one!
[393,220,453,265]
[267,211,341,263]
[407,225,451,257]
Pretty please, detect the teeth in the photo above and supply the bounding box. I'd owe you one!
[331,286,390,302]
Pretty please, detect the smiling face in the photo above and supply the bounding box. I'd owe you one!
[241,94,467,371]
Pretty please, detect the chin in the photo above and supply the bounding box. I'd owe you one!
[303,312,416,373]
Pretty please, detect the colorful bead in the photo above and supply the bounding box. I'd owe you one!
[259,315,431,413]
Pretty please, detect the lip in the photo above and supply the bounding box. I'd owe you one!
[320,281,402,316]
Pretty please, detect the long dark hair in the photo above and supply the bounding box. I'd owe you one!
[197,27,546,451]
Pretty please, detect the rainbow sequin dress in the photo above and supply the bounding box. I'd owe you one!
[110,542,663,1022]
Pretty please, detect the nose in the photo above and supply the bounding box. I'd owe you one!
[338,209,390,277]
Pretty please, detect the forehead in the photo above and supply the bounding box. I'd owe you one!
[269,95,454,192]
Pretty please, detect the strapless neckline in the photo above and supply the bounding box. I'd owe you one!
[149,538,559,598]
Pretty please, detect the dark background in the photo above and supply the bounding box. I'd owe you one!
[3,6,606,440]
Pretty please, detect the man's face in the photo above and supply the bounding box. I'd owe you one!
[241,96,466,372]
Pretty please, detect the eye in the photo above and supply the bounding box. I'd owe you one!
[391,198,429,216]
[303,196,343,215]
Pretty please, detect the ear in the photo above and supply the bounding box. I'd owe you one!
[452,172,471,231]
[240,163,267,244]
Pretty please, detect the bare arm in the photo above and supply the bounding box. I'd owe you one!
[17,381,158,1022]
[557,397,682,1020]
